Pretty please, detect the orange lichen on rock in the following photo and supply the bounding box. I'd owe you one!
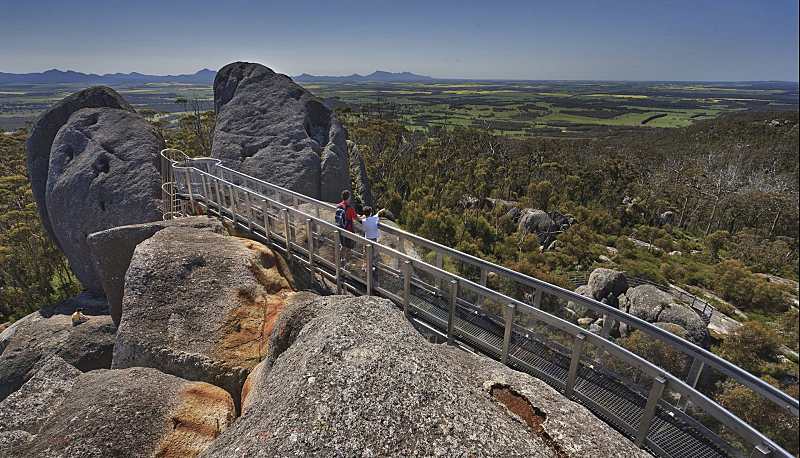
[240,360,265,413]
[154,382,236,458]
[214,240,297,369]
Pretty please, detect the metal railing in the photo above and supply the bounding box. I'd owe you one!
[161,150,798,458]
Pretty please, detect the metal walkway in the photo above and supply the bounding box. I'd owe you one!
[160,149,798,458]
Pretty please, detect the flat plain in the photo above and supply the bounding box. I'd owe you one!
[1,79,797,137]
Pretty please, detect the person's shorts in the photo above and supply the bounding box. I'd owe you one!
[342,235,355,249]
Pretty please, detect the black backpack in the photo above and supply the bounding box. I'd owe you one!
[335,203,349,229]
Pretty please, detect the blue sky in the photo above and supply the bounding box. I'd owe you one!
[1,0,798,81]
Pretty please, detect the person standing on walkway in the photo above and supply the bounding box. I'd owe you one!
[335,190,358,266]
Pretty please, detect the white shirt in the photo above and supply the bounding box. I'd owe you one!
[363,216,380,240]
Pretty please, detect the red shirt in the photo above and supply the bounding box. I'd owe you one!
[339,201,357,231]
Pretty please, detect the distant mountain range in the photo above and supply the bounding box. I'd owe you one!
[293,71,436,83]
[0,68,437,85]
[0,69,217,85]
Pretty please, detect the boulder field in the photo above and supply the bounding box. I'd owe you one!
[566,268,710,347]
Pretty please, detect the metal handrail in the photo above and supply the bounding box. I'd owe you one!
[162,150,797,457]
[204,158,799,419]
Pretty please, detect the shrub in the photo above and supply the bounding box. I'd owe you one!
[621,329,691,378]
[717,377,798,455]
[715,321,781,374]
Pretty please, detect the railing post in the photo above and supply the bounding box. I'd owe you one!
[601,313,613,338]
[334,231,342,294]
[403,260,412,320]
[565,333,586,397]
[262,199,270,239]
[502,303,516,365]
[245,191,254,232]
[306,219,314,270]
[366,243,375,296]
[282,208,291,254]
[447,279,458,345]
[677,358,705,410]
[213,177,223,220]
[636,376,667,448]
[228,184,237,224]
[476,267,488,308]
[200,172,210,213]
[435,252,444,293]
[184,168,194,213]
[533,289,543,309]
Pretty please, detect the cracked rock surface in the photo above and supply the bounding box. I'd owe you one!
[203,295,650,457]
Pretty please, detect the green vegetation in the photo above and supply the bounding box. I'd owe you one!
[345,110,798,451]
[0,130,80,322]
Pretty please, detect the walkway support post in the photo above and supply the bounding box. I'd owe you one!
[637,376,667,447]
[403,260,412,320]
[502,303,516,365]
[565,333,585,397]
[447,279,458,345]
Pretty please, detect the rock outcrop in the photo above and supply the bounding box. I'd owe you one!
[346,140,373,207]
[518,208,556,236]
[211,62,351,202]
[3,363,234,457]
[0,312,115,401]
[0,356,81,439]
[619,285,709,346]
[87,216,224,325]
[25,86,134,248]
[112,226,312,407]
[586,268,628,305]
[204,295,650,457]
[46,107,164,293]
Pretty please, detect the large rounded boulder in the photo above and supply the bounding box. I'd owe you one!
[619,285,709,346]
[2,360,234,458]
[46,107,164,293]
[112,226,313,407]
[87,216,224,326]
[26,86,134,247]
[204,295,650,457]
[211,62,353,202]
[0,311,115,401]
[586,268,629,305]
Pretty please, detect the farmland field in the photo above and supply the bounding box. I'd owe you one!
[1,79,797,137]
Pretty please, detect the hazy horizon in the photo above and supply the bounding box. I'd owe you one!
[1,0,798,81]
[3,66,800,84]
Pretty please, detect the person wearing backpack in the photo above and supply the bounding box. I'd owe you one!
[335,190,358,265]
